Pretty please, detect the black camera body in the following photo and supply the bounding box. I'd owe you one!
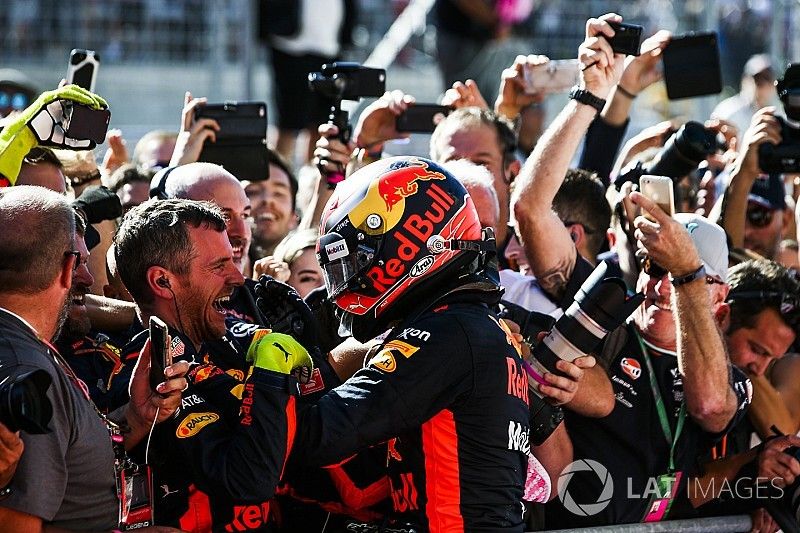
[0,369,53,434]
[308,62,385,103]
[758,115,800,174]
[616,121,725,187]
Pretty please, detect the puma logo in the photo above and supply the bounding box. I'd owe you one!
[273,342,291,362]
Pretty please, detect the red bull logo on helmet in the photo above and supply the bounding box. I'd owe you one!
[347,159,447,236]
[376,161,446,212]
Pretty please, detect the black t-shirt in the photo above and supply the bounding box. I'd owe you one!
[545,325,751,527]
[434,0,495,42]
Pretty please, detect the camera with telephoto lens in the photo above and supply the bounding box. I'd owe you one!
[758,63,800,174]
[525,262,644,443]
[0,369,53,434]
[615,121,726,188]
[758,446,800,532]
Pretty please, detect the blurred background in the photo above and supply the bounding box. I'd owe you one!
[2,0,794,163]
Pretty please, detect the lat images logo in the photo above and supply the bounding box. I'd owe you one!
[558,459,614,516]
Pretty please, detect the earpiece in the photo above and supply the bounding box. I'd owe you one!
[570,231,578,243]
[157,277,171,288]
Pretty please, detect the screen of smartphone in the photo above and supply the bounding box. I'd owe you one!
[396,104,451,133]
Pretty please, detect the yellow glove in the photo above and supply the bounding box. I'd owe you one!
[247,330,313,376]
[0,85,108,184]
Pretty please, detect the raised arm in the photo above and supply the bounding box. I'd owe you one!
[512,13,624,300]
[632,192,739,433]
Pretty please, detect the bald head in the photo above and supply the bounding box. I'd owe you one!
[164,162,239,199]
[162,162,252,272]
[0,185,75,294]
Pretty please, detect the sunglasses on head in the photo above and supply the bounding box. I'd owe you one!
[727,290,800,314]
[746,206,775,228]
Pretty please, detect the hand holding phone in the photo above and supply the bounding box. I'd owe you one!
[148,316,172,393]
[639,175,675,222]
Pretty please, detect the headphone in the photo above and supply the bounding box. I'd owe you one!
[149,166,179,200]
[157,277,171,288]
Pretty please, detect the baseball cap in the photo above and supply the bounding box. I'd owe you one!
[748,173,786,211]
[673,213,729,283]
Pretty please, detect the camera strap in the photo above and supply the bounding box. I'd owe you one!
[41,337,154,529]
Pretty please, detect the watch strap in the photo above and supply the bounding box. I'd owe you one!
[670,264,706,287]
[568,86,606,113]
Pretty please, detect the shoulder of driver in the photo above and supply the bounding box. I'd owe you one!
[365,302,519,375]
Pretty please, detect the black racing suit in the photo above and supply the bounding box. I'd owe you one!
[271,291,532,532]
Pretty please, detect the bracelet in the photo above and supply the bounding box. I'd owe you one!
[68,169,102,187]
[615,84,638,100]
[669,264,706,287]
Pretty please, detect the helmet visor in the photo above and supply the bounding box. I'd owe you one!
[321,251,359,299]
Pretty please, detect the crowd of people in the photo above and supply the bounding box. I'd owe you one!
[2,4,800,533]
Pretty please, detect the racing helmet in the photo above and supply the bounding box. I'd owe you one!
[317,156,490,340]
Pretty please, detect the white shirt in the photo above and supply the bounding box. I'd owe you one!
[500,269,563,319]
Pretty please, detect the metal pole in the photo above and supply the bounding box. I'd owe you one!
[241,0,255,100]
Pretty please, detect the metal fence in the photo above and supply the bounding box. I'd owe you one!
[2,0,797,144]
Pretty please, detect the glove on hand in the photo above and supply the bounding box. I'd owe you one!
[0,85,108,184]
[247,330,313,377]
[304,286,348,353]
[73,185,122,223]
[255,275,320,351]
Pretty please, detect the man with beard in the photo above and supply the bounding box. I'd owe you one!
[0,186,187,531]
[155,162,263,323]
[114,198,314,530]
[59,214,133,411]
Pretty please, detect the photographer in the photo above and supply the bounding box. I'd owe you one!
[0,186,187,532]
[716,107,790,260]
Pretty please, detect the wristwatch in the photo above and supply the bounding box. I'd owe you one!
[669,264,706,287]
[568,86,606,114]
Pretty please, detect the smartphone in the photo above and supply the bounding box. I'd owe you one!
[606,22,643,56]
[396,104,451,133]
[524,59,580,94]
[662,31,722,100]
[194,102,268,181]
[63,102,111,144]
[639,175,675,221]
[66,49,100,92]
[148,316,172,393]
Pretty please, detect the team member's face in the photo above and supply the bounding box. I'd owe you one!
[287,248,324,299]
[66,234,95,339]
[726,307,795,377]
[244,165,295,255]
[177,227,245,342]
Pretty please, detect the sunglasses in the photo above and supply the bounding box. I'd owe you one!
[727,290,800,314]
[640,256,724,285]
[64,250,82,272]
[746,206,775,228]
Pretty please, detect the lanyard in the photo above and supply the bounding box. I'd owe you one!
[636,333,686,473]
